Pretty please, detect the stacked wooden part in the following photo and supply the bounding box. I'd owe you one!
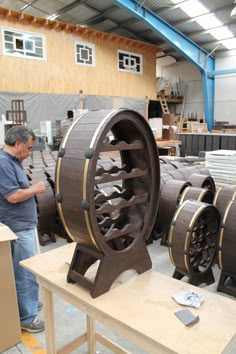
[151,157,221,285]
[55,108,160,298]
[168,200,220,285]
[152,158,216,247]
[206,150,236,184]
[158,159,236,292]
[213,186,236,296]
[23,150,63,246]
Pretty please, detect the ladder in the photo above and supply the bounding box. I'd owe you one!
[160,95,170,115]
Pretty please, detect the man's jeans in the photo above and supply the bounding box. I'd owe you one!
[11,228,39,324]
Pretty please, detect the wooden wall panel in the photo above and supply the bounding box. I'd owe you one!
[176,133,236,156]
[0,15,158,99]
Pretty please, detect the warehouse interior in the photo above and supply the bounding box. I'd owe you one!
[1,0,236,353]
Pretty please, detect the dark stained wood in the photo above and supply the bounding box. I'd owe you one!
[220,136,229,149]
[168,200,220,286]
[25,152,59,246]
[217,201,236,296]
[185,135,193,156]
[213,185,236,218]
[176,133,236,156]
[175,166,200,180]
[192,135,199,156]
[228,136,236,150]
[188,173,216,195]
[198,134,205,153]
[179,186,214,205]
[213,135,220,151]
[156,179,191,245]
[205,135,213,151]
[55,108,160,297]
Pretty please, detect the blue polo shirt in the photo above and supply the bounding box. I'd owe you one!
[0,150,37,232]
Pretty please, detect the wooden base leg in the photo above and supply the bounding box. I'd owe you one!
[217,270,236,296]
[87,315,96,354]
[42,287,56,354]
[67,238,152,298]
[173,267,215,286]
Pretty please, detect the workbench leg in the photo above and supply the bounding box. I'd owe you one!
[42,287,56,354]
[87,315,96,354]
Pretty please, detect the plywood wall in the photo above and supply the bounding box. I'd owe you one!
[0,12,158,100]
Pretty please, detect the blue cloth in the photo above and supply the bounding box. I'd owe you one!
[11,229,39,324]
[0,150,37,232]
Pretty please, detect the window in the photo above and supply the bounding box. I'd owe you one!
[75,41,95,66]
[2,27,46,60]
[118,50,143,74]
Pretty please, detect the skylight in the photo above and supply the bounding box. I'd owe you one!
[208,27,234,41]
[180,1,209,18]
[221,37,236,50]
[196,14,223,30]
[170,0,236,50]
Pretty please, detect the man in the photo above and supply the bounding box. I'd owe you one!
[0,126,46,333]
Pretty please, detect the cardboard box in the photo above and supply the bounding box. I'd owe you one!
[149,118,162,139]
[164,85,171,96]
[0,223,21,352]
[162,126,175,140]
[162,113,175,126]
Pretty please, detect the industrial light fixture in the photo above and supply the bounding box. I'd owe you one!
[230,0,236,18]
[19,3,31,11]
[47,14,59,21]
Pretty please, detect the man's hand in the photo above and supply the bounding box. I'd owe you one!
[7,181,47,203]
[32,181,47,195]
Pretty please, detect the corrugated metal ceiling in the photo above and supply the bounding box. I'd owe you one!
[0,0,235,61]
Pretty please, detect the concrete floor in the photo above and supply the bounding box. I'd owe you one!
[3,236,236,354]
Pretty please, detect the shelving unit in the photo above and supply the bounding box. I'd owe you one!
[148,96,183,119]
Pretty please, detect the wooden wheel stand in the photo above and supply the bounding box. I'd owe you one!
[173,267,215,286]
[67,238,151,298]
[217,271,236,297]
[55,108,160,298]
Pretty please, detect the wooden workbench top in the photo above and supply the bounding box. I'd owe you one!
[156,139,182,147]
[21,243,236,354]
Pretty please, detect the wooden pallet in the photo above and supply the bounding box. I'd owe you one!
[181,121,208,133]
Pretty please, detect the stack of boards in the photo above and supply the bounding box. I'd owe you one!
[206,150,236,184]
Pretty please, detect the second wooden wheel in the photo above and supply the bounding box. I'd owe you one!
[168,200,220,285]
[217,200,236,296]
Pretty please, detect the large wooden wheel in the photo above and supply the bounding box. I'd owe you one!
[168,200,220,285]
[156,179,190,246]
[55,108,160,297]
[178,186,214,205]
[188,173,216,195]
[213,185,236,218]
[217,200,236,296]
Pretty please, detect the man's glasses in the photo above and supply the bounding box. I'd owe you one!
[21,142,33,151]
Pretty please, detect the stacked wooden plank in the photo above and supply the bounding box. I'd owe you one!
[206,150,236,184]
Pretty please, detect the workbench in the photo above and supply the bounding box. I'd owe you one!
[20,243,236,354]
[156,139,181,156]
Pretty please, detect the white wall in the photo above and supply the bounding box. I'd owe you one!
[214,50,236,123]
[160,61,204,120]
[158,50,236,124]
